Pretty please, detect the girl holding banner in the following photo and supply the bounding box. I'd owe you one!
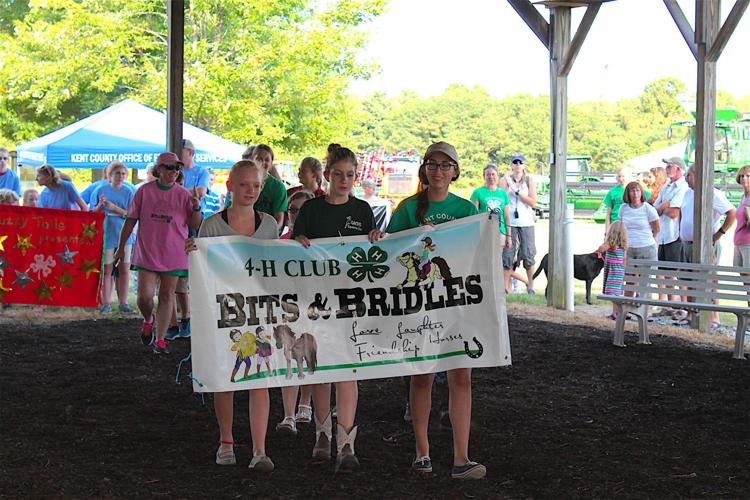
[293,143,383,473]
[194,159,279,471]
[386,141,486,480]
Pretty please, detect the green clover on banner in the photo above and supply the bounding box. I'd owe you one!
[346,246,390,283]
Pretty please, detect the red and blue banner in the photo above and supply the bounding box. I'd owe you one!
[0,205,105,307]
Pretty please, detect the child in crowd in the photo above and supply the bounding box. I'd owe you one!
[36,164,87,211]
[90,161,135,314]
[0,188,19,205]
[293,143,382,473]
[386,141,484,480]
[194,159,278,471]
[277,189,316,430]
[598,221,628,320]
[288,156,326,198]
[22,189,38,207]
[113,152,202,354]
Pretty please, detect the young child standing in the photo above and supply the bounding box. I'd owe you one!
[292,143,382,473]
[598,220,628,320]
[194,159,278,471]
[385,141,484,480]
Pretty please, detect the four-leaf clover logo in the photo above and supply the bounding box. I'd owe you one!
[346,246,390,283]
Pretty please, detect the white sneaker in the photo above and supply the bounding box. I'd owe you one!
[249,454,274,472]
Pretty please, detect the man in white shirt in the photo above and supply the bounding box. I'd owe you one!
[655,157,689,262]
[678,165,736,329]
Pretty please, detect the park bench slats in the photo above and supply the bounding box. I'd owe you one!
[597,259,750,360]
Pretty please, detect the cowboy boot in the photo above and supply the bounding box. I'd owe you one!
[312,412,332,461]
[335,423,359,473]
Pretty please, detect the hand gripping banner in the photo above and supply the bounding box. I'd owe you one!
[189,213,510,392]
[0,205,104,307]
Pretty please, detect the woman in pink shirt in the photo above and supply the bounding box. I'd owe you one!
[734,165,750,308]
[114,152,202,354]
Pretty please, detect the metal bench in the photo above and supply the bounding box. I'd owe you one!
[597,259,750,359]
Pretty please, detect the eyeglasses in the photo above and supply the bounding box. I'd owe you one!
[0,156,8,160]
[425,161,456,171]
[159,163,182,171]
[288,207,300,214]
[512,160,524,165]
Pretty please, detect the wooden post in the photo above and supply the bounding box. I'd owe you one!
[547,7,570,308]
[692,1,719,332]
[166,0,184,155]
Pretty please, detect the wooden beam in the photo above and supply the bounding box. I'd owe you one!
[507,0,550,49]
[663,0,697,60]
[558,3,600,77]
[166,0,185,155]
[707,0,749,62]
[547,7,571,309]
[693,0,720,333]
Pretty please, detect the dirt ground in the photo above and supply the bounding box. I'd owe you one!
[1,309,748,499]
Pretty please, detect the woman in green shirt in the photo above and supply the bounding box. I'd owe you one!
[386,141,485,480]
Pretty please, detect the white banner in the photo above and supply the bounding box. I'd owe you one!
[189,213,510,392]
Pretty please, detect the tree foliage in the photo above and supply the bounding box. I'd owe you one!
[0,0,386,154]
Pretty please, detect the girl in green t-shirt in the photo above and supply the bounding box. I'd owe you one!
[386,141,485,480]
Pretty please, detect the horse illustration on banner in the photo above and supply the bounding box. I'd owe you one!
[272,324,318,379]
[396,250,452,289]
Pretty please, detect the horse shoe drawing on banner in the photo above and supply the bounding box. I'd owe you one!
[464,337,483,359]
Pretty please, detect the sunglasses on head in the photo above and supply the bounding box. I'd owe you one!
[512,160,524,165]
[159,163,182,171]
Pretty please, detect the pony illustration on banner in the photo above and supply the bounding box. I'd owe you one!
[396,236,452,288]
[272,324,318,379]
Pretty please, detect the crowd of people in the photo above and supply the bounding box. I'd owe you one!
[2,139,749,479]
[598,157,749,328]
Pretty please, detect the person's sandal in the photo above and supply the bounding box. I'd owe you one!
[276,416,298,435]
[295,404,312,424]
[215,441,236,466]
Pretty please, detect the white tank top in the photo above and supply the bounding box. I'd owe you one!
[505,174,535,227]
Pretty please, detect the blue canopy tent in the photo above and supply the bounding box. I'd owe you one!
[16,99,245,169]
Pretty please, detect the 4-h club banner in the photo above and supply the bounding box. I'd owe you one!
[0,205,105,307]
[190,214,511,392]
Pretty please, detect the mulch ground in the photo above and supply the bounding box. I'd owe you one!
[1,315,748,499]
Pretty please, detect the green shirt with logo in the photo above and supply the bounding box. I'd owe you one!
[386,192,478,233]
[470,186,509,234]
[293,196,375,239]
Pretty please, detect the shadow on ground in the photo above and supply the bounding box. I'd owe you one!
[1,316,748,498]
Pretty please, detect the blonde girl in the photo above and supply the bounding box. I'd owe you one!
[598,221,628,319]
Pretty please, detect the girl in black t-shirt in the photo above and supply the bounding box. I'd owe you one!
[293,144,382,473]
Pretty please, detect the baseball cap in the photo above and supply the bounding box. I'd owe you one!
[662,156,686,169]
[156,152,183,166]
[424,141,459,164]
[511,154,526,163]
[181,138,195,150]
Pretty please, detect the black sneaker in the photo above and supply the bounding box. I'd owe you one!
[152,339,170,354]
[412,456,432,474]
[451,461,486,480]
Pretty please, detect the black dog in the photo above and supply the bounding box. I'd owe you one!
[532,252,605,304]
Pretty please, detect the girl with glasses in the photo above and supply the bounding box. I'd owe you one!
[386,142,485,480]
[113,152,202,354]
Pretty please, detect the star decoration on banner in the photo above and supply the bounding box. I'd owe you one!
[56,270,74,289]
[0,278,11,300]
[80,222,98,242]
[0,234,7,251]
[13,269,33,288]
[0,254,10,276]
[15,234,35,256]
[78,259,100,279]
[56,245,79,266]
[34,281,55,302]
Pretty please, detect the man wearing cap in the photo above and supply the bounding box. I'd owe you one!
[180,139,209,200]
[652,157,690,308]
[499,154,538,294]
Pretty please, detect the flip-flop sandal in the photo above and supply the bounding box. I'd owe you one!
[673,318,691,326]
